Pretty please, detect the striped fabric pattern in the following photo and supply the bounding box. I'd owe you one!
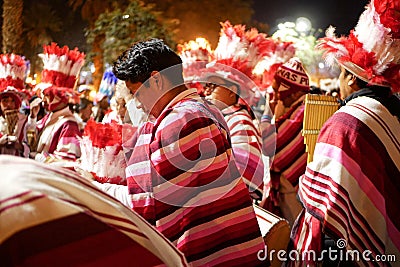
[260,101,307,215]
[126,91,265,266]
[270,103,307,185]
[35,106,81,160]
[222,104,264,200]
[291,96,400,266]
[0,155,188,267]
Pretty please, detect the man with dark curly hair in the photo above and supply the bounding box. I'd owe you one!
[93,38,266,266]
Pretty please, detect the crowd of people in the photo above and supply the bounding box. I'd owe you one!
[1,0,399,266]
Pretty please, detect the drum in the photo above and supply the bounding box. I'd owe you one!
[254,204,291,267]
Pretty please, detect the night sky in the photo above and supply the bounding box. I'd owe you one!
[253,0,370,35]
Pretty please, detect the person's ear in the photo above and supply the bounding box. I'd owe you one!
[150,71,162,90]
[347,73,357,86]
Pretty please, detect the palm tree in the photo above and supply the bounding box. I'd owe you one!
[23,2,62,76]
[2,0,24,53]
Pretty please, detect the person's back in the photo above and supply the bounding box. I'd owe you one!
[260,57,310,225]
[126,92,265,265]
[202,74,265,201]
[109,38,266,266]
[289,1,400,265]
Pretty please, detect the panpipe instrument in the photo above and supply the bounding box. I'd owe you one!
[302,94,339,163]
[4,109,19,135]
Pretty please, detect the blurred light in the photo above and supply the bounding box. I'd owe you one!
[90,64,95,73]
[296,17,312,33]
[89,90,97,100]
[122,14,130,19]
[31,80,37,86]
[318,62,325,69]
[278,22,296,30]
[26,77,33,84]
[81,71,88,77]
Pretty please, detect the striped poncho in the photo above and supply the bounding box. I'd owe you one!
[260,98,307,215]
[28,106,81,161]
[290,96,400,266]
[125,89,265,266]
[222,104,264,200]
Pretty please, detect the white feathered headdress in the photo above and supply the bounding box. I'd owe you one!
[317,0,400,92]
[79,119,133,185]
[200,21,272,103]
[36,42,85,105]
[177,37,212,83]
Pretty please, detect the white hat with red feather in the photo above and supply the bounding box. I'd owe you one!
[177,37,212,81]
[253,38,297,92]
[199,21,272,104]
[317,0,400,92]
[0,54,28,109]
[36,42,85,110]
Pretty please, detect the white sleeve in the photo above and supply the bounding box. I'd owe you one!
[92,181,133,209]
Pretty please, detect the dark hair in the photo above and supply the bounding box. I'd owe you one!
[112,38,183,86]
[78,98,93,111]
[310,85,323,95]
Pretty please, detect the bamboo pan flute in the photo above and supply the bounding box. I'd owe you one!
[4,109,19,135]
[302,94,339,163]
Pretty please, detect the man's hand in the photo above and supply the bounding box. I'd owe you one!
[30,98,42,119]
[0,134,8,145]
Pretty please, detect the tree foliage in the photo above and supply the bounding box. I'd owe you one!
[2,0,24,53]
[22,2,63,75]
[86,1,176,65]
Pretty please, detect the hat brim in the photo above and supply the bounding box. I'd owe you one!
[202,72,241,90]
[337,59,391,88]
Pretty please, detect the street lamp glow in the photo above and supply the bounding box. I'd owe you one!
[295,17,312,33]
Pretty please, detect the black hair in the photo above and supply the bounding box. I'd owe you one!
[310,85,323,95]
[78,98,93,111]
[112,38,184,86]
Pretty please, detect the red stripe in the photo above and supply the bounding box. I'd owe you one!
[320,112,400,225]
[301,169,385,254]
[0,194,45,213]
[0,190,32,205]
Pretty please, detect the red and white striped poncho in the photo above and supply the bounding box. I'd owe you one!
[125,89,266,266]
[260,99,307,215]
[0,155,188,266]
[222,104,264,200]
[290,96,400,266]
[29,106,82,161]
